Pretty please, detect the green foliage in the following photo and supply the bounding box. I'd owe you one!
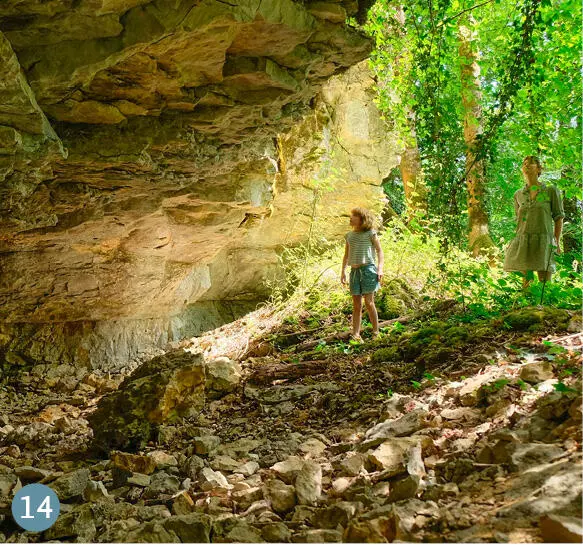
[553,381,579,393]
[363,0,581,252]
[515,379,531,391]
[426,244,582,319]
[482,378,511,393]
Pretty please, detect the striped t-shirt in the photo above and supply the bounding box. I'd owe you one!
[345,229,377,266]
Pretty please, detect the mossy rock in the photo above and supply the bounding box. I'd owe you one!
[443,326,472,345]
[88,351,205,455]
[371,345,401,363]
[472,325,496,339]
[416,345,456,365]
[377,278,419,320]
[378,294,405,320]
[498,307,570,332]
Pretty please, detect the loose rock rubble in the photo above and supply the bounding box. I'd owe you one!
[0,309,580,543]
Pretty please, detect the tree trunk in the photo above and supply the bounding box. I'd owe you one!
[395,5,428,221]
[458,16,495,256]
[400,131,428,220]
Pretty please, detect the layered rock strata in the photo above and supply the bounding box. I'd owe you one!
[0,0,400,370]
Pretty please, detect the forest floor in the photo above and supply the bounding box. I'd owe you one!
[0,298,581,543]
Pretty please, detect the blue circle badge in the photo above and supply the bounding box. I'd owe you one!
[11,483,60,532]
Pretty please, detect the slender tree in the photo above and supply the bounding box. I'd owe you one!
[458,15,495,255]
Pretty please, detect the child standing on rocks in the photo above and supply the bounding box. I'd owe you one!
[341,207,384,341]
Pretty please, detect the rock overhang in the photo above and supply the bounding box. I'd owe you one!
[0,1,398,368]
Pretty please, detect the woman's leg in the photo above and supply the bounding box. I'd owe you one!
[352,295,363,336]
[537,270,551,282]
[521,270,533,288]
[364,292,379,334]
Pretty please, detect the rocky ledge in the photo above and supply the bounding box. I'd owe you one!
[0,1,400,369]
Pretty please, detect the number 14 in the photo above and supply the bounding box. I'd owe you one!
[20,496,53,519]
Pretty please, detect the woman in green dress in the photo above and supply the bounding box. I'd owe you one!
[503,156,565,288]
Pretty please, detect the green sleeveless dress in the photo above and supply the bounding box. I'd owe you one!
[503,183,565,273]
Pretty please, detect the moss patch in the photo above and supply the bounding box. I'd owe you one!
[497,307,570,332]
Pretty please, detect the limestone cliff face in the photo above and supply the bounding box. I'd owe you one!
[0,1,400,371]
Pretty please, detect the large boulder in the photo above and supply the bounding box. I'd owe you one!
[88,350,205,454]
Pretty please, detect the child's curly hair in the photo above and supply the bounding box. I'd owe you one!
[351,207,376,231]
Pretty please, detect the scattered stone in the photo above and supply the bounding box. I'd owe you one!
[520,362,555,384]
[49,468,90,500]
[199,467,230,491]
[264,478,296,514]
[568,396,582,421]
[343,517,394,542]
[143,471,181,499]
[262,522,292,542]
[15,466,50,482]
[299,437,327,457]
[388,473,420,502]
[458,376,491,406]
[194,435,221,455]
[540,513,583,543]
[0,473,18,497]
[236,461,260,476]
[241,499,271,518]
[83,480,111,502]
[172,491,195,515]
[499,461,582,518]
[536,390,578,420]
[100,518,141,542]
[182,455,206,480]
[440,407,481,422]
[216,438,263,459]
[164,513,212,542]
[291,505,317,523]
[44,503,96,541]
[211,454,241,472]
[364,410,427,446]
[224,522,263,543]
[295,461,322,505]
[110,451,157,475]
[147,450,178,469]
[509,443,565,471]
[312,501,361,529]
[368,438,424,479]
[423,482,459,502]
[331,477,352,496]
[492,440,565,470]
[232,486,264,510]
[127,473,151,487]
[380,393,415,420]
[206,357,242,396]
[125,520,180,543]
[336,453,369,476]
[293,529,343,542]
[271,456,305,483]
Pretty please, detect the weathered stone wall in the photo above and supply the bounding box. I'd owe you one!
[0,0,402,371]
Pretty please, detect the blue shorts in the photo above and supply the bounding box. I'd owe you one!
[349,264,380,295]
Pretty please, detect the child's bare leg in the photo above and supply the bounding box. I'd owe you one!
[352,295,363,336]
[364,293,379,334]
